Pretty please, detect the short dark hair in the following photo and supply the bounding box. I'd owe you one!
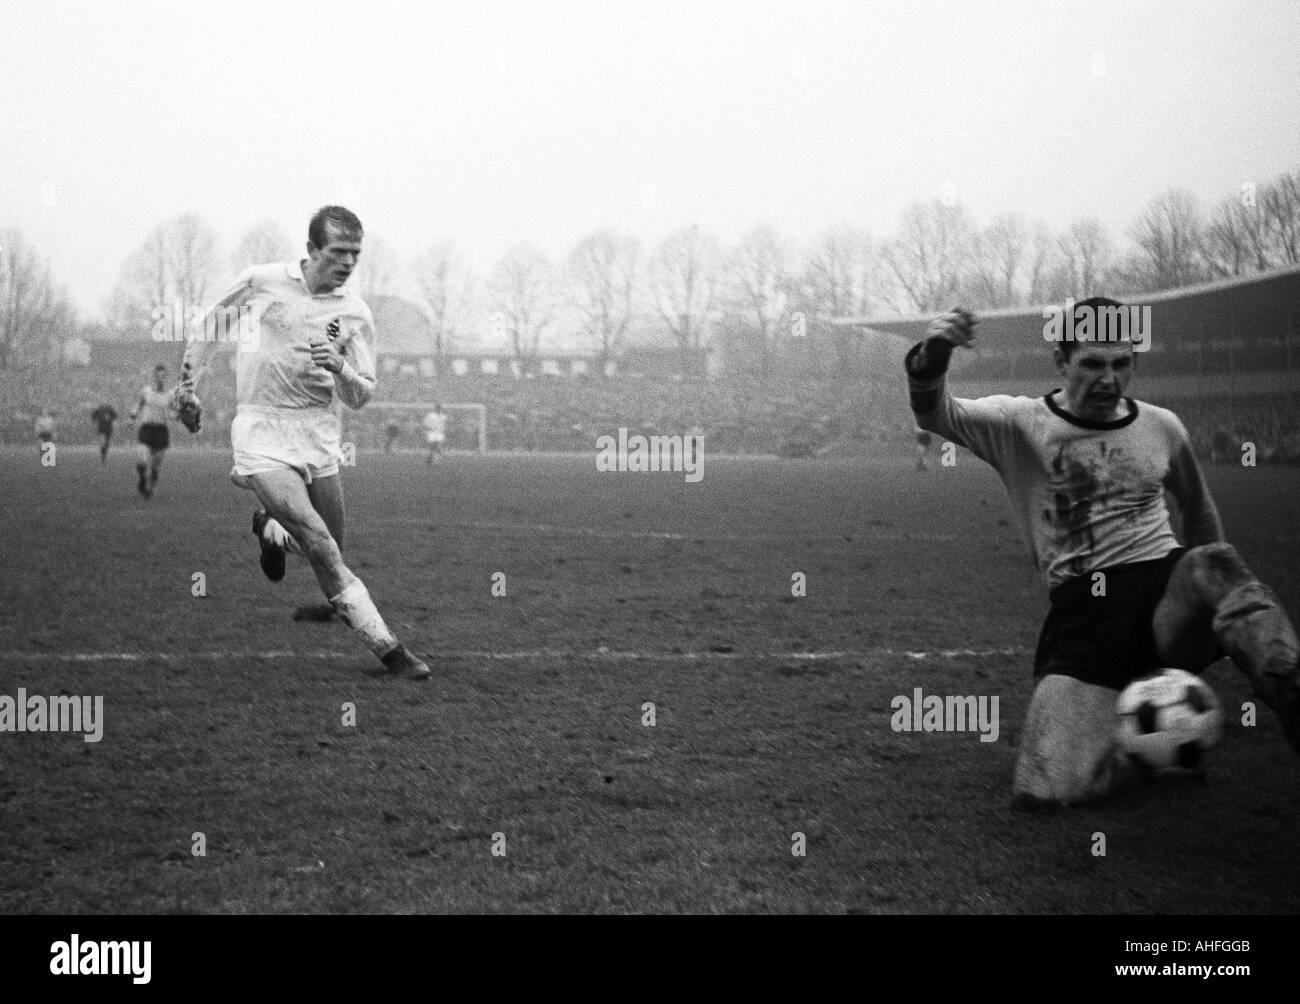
[1057,296,1128,360]
[154,363,167,372]
[308,206,364,249]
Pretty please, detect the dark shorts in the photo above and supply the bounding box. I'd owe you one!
[96,424,113,438]
[138,423,169,451]
[38,432,52,443]
[1034,548,1188,691]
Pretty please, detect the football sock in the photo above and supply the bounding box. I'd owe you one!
[1212,580,1299,709]
[329,578,399,657]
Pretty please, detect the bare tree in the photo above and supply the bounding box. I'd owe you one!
[883,200,974,313]
[568,230,640,377]
[723,225,791,374]
[231,220,295,272]
[1122,188,1208,292]
[798,226,885,319]
[412,241,466,360]
[1056,218,1117,295]
[1260,170,1300,266]
[649,225,721,376]
[0,229,76,370]
[968,212,1031,309]
[106,214,220,334]
[1203,195,1275,279]
[489,244,559,372]
[167,213,219,306]
[794,226,892,372]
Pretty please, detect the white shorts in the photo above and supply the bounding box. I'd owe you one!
[425,431,445,445]
[231,407,342,485]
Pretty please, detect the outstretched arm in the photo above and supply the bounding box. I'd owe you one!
[904,308,1021,467]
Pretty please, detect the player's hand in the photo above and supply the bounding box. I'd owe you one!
[310,336,344,374]
[927,307,978,347]
[173,383,203,433]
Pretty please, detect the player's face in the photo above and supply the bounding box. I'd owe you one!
[1057,343,1134,420]
[308,224,363,291]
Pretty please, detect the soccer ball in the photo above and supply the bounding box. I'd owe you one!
[1114,669,1224,771]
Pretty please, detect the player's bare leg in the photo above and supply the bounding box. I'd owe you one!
[291,474,346,622]
[246,469,430,679]
[1011,674,1136,808]
[135,444,153,498]
[1152,543,1300,752]
[148,448,165,494]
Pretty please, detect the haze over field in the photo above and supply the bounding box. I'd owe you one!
[3,0,1299,319]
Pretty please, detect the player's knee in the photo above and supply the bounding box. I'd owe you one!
[1011,748,1124,807]
[1184,543,1251,596]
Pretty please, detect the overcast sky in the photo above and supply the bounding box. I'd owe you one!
[3,0,1298,318]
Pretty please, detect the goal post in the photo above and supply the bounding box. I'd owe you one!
[352,401,488,454]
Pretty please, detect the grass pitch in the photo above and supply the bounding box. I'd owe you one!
[1,445,1298,913]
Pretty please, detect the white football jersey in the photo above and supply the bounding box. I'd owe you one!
[182,260,377,413]
[136,387,172,426]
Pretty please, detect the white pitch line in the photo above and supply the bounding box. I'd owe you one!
[0,647,1029,663]
[378,519,987,543]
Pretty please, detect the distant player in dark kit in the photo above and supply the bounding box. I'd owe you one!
[35,410,56,446]
[91,404,118,463]
[130,365,173,498]
[906,299,1300,807]
[384,418,401,454]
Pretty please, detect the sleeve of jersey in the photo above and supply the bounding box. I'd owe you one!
[332,312,377,410]
[179,268,256,391]
[1162,416,1225,546]
[903,337,1018,466]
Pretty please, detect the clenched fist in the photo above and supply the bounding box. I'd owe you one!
[310,336,344,374]
[173,384,203,433]
[927,307,978,347]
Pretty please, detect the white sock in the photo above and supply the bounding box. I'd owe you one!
[330,578,398,657]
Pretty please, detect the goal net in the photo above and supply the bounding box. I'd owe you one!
[346,401,487,454]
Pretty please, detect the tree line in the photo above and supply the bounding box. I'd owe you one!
[2,169,1297,375]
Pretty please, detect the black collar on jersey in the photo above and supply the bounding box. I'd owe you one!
[1044,389,1139,430]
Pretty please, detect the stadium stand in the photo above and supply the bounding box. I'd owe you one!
[10,267,1296,460]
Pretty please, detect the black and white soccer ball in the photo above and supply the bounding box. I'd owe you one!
[1115,669,1224,772]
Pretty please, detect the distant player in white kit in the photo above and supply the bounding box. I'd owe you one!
[906,298,1299,806]
[422,403,447,465]
[130,364,173,498]
[176,205,431,680]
